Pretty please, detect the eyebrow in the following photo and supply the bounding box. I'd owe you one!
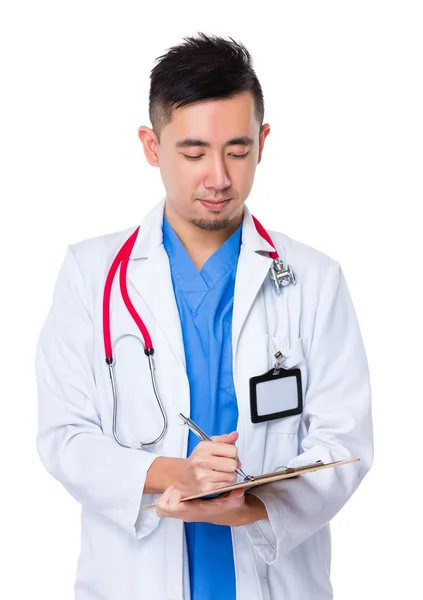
[175,136,254,149]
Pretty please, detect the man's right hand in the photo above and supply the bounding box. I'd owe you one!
[144,431,242,496]
[178,431,242,495]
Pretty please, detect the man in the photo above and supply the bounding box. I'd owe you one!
[36,32,373,600]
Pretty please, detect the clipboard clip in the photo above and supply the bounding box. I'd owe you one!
[246,460,324,482]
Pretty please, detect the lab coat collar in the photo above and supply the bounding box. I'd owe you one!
[126,197,277,379]
[129,197,277,259]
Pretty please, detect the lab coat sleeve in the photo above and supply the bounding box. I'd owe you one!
[35,246,162,539]
[243,259,374,564]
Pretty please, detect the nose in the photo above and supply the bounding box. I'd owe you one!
[203,155,231,192]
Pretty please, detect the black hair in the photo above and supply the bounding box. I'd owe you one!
[148,32,264,141]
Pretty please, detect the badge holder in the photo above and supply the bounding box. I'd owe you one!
[249,350,303,424]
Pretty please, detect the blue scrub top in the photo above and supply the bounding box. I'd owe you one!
[163,213,242,600]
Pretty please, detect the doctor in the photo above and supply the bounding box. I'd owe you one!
[35,32,373,600]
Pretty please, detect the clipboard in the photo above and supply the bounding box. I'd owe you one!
[140,458,360,511]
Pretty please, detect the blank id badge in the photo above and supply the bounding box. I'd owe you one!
[249,352,303,424]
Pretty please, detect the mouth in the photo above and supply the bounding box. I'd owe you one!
[199,199,232,212]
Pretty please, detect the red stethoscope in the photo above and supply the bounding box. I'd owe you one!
[102,214,295,450]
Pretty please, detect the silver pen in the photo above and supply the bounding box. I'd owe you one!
[178,413,252,481]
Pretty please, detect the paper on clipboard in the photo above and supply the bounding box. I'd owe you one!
[140,458,360,511]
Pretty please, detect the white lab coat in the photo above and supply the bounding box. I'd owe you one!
[35,198,373,600]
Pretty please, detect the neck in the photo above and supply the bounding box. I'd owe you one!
[164,201,243,269]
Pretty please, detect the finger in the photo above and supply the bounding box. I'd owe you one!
[200,487,245,507]
[197,469,238,485]
[229,488,245,499]
[210,431,239,444]
[158,486,174,503]
[199,441,239,459]
[224,431,239,445]
[156,487,185,518]
[195,456,240,473]
[169,488,183,509]
[155,486,174,516]
[212,488,244,507]
[210,433,228,443]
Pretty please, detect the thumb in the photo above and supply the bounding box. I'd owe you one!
[229,488,245,500]
[210,431,239,444]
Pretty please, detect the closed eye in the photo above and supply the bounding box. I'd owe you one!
[182,153,250,160]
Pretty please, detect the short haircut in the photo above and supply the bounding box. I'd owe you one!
[148,32,265,141]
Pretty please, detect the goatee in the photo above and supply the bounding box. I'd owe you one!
[188,217,231,231]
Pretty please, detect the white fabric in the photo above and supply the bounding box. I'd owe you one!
[35,198,373,600]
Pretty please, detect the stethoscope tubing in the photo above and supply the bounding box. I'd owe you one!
[102,214,287,450]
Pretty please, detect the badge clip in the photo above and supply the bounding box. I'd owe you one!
[273,350,285,375]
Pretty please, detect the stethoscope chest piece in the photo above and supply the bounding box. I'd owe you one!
[269,258,296,294]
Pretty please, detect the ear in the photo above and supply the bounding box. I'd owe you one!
[138,126,160,167]
[258,123,271,164]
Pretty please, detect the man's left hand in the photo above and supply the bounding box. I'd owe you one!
[155,486,267,526]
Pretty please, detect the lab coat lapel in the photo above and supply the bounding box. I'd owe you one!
[232,205,276,476]
[232,204,275,360]
[126,199,187,374]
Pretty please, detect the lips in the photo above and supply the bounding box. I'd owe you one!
[199,199,231,211]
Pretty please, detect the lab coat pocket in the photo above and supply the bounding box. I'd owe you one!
[265,336,307,434]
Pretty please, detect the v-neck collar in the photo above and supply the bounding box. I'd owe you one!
[162,214,242,293]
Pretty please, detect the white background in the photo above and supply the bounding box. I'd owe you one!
[1,1,422,598]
